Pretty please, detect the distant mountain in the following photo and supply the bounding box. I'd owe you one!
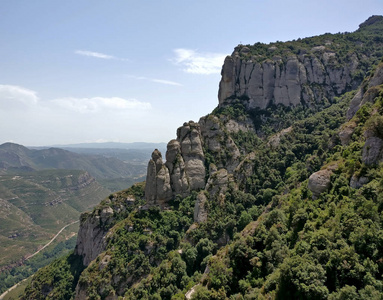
[48,141,167,150]
[0,143,148,191]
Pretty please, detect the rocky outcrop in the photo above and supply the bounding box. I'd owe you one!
[338,122,357,146]
[145,149,172,206]
[199,115,241,173]
[75,212,109,266]
[194,192,208,223]
[350,174,369,189]
[308,169,332,199]
[347,62,383,119]
[268,126,293,148]
[205,168,231,197]
[362,136,383,165]
[177,121,206,190]
[218,45,361,110]
[165,140,189,197]
[145,121,206,204]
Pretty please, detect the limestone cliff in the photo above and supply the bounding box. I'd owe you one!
[218,16,383,110]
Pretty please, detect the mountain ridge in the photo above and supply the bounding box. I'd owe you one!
[22,16,383,300]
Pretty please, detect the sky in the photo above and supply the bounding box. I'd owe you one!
[0,1,382,146]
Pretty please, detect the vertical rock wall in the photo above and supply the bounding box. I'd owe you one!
[218,46,360,109]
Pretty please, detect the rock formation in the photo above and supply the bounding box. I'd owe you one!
[75,211,109,266]
[307,169,332,199]
[218,45,360,110]
[347,62,383,119]
[362,137,383,165]
[199,115,241,173]
[145,121,206,205]
[145,149,172,206]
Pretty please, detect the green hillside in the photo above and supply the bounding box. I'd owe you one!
[0,143,148,192]
[21,16,383,300]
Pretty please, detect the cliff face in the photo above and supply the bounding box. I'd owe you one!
[218,17,383,110]
[218,47,360,109]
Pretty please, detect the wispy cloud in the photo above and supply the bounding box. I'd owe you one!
[172,48,226,75]
[128,75,182,86]
[75,50,129,61]
[51,97,151,113]
[0,84,151,114]
[0,85,39,109]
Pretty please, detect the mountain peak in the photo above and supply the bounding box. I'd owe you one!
[358,15,383,29]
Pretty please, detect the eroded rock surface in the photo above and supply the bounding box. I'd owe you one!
[347,63,383,119]
[219,46,360,110]
[194,191,208,223]
[308,169,332,199]
[75,212,109,266]
[145,149,172,206]
[145,121,206,204]
[199,115,240,173]
[362,137,383,165]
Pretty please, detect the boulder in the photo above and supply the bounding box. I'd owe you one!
[308,169,332,199]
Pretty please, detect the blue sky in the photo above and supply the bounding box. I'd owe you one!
[0,0,382,146]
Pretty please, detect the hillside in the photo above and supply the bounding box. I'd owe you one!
[0,169,110,267]
[22,16,383,299]
[0,143,148,192]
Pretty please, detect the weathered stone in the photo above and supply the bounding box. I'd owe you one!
[199,115,241,173]
[308,169,332,199]
[165,139,189,197]
[268,126,293,148]
[339,122,356,146]
[75,213,108,266]
[218,46,362,110]
[145,149,172,206]
[206,168,229,196]
[177,122,206,190]
[350,174,369,189]
[194,191,208,223]
[362,137,383,165]
[347,63,383,119]
[100,207,113,225]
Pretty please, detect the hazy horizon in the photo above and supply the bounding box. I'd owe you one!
[1,1,382,146]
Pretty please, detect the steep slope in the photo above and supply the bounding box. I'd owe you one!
[22,16,383,300]
[0,169,110,268]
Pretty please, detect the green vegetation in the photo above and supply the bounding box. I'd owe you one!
[21,17,383,300]
[0,169,109,268]
[0,236,77,295]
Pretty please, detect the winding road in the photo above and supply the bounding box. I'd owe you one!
[0,220,79,300]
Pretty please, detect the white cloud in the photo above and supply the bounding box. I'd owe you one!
[151,79,182,86]
[75,50,129,61]
[128,75,182,86]
[0,85,39,109]
[51,96,151,113]
[172,48,226,75]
